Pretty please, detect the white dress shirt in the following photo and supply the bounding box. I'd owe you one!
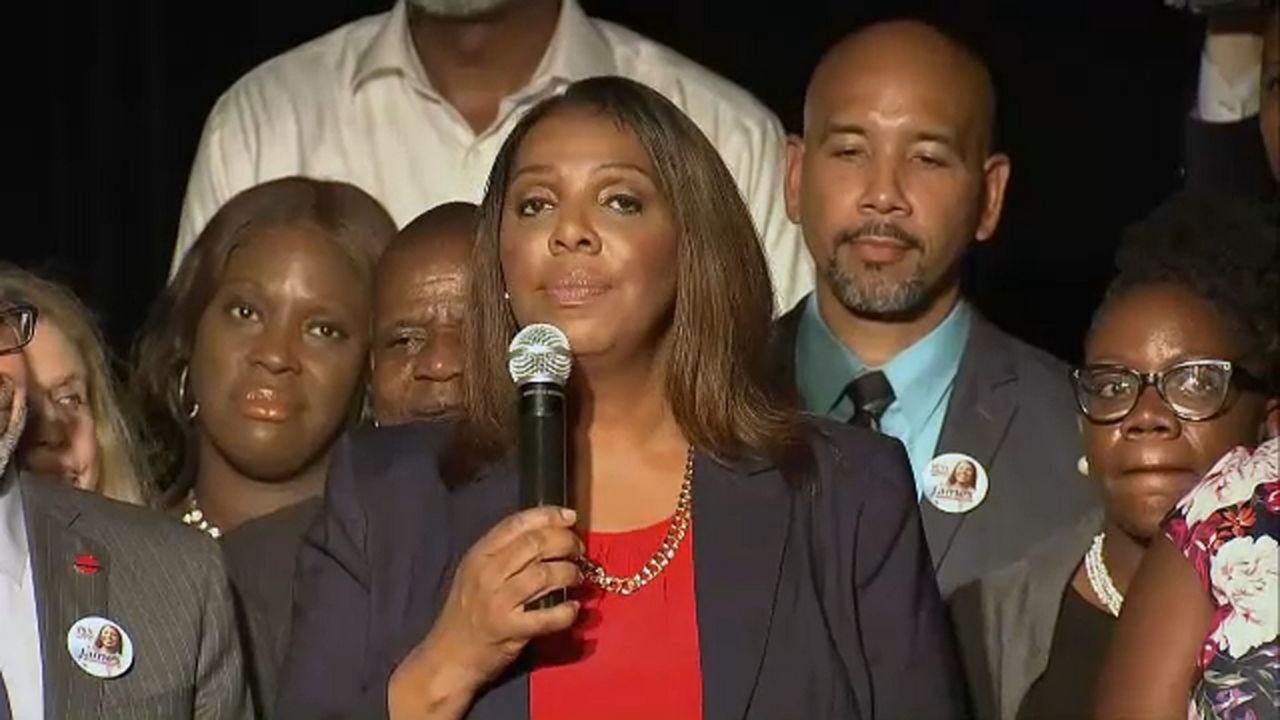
[174,0,813,314]
[0,467,43,720]
[1195,51,1261,122]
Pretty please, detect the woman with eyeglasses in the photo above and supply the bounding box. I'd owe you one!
[951,190,1278,720]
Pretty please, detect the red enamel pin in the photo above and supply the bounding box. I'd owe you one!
[73,554,101,575]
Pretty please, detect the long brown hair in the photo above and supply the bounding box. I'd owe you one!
[132,177,395,502]
[0,265,155,505]
[445,76,809,485]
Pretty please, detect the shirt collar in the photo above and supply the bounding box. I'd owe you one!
[795,293,972,426]
[0,464,30,586]
[352,0,615,96]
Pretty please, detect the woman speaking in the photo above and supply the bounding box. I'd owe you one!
[276,77,963,720]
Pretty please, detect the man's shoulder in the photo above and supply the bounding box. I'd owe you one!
[213,11,388,110]
[968,312,1074,401]
[595,19,783,137]
[24,476,219,564]
[801,415,917,500]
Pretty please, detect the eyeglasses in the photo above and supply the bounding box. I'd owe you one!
[1071,359,1269,424]
[0,304,37,356]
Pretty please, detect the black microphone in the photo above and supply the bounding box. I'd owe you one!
[507,323,573,610]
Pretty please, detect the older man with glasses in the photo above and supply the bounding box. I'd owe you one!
[0,293,251,719]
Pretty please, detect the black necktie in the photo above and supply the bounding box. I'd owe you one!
[846,371,895,432]
[1,671,12,720]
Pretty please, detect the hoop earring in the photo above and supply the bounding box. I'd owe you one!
[178,365,200,421]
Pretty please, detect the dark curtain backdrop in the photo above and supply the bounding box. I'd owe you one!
[5,1,1201,364]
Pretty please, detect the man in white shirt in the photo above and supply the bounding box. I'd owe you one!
[1182,3,1278,196]
[0,298,249,719]
[173,0,813,313]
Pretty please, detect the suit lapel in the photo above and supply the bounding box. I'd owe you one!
[22,475,108,720]
[442,450,792,720]
[447,455,530,720]
[694,452,790,720]
[996,508,1102,717]
[922,315,1018,575]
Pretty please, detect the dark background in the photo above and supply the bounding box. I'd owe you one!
[5,1,1203,363]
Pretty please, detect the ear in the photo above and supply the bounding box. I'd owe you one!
[975,152,1012,243]
[784,134,806,225]
[1261,397,1280,441]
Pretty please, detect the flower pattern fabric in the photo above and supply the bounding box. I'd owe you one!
[1166,438,1279,720]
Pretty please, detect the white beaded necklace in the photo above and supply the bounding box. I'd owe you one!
[1084,532,1124,617]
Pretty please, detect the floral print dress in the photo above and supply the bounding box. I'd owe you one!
[1165,437,1279,720]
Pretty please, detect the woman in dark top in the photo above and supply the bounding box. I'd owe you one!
[133,177,394,536]
[951,190,1279,719]
[276,77,965,719]
[132,177,395,716]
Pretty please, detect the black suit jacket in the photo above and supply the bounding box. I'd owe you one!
[222,497,322,719]
[1183,115,1277,202]
[773,300,1099,596]
[276,420,967,719]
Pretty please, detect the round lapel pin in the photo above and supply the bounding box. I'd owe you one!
[73,554,101,575]
[923,452,989,514]
[67,615,134,679]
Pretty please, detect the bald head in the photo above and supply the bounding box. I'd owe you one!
[804,20,997,156]
[384,201,478,265]
[784,19,1011,327]
[371,202,477,425]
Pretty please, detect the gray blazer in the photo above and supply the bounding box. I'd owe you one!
[21,473,250,719]
[949,508,1104,720]
[774,300,1100,596]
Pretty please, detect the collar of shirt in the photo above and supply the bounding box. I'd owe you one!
[1195,50,1262,122]
[0,464,29,588]
[794,292,972,430]
[351,0,616,103]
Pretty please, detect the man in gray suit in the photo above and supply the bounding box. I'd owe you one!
[776,20,1098,596]
[0,300,248,718]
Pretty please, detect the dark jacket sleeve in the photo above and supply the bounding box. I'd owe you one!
[1183,114,1277,201]
[275,433,391,719]
[847,438,969,718]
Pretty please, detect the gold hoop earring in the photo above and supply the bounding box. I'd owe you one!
[178,365,200,421]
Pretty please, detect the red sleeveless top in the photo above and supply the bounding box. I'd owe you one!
[529,518,703,720]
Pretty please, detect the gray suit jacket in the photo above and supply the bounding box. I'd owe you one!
[21,473,250,719]
[774,299,1100,596]
[949,508,1103,720]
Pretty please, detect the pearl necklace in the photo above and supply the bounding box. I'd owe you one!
[181,494,223,539]
[1085,532,1124,617]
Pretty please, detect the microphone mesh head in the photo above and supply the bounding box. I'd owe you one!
[507,323,572,387]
